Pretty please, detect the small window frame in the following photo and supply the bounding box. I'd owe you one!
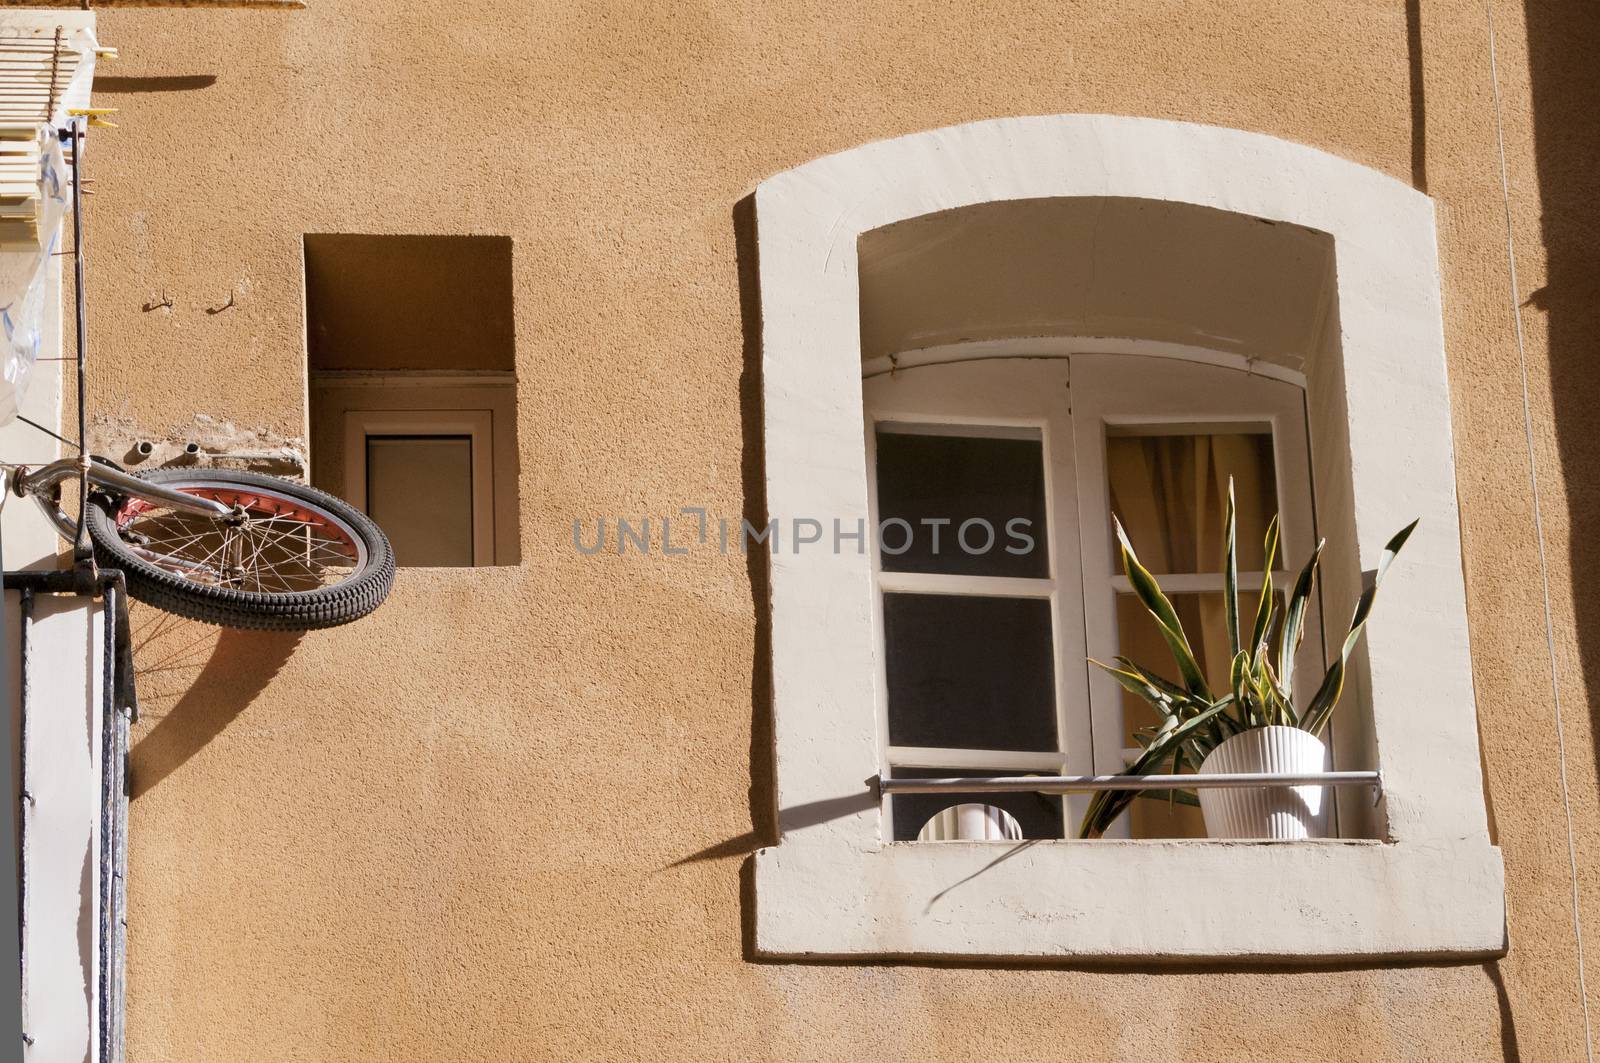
[309,371,521,567]
[344,408,495,567]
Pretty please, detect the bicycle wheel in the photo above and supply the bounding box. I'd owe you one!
[85,468,395,630]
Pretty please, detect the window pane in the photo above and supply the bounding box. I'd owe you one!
[875,428,1049,578]
[889,767,1063,841]
[884,593,1057,751]
[367,435,474,567]
[1106,431,1277,574]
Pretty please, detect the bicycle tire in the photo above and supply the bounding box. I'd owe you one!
[85,468,395,631]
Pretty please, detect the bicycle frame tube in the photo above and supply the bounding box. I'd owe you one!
[12,458,232,542]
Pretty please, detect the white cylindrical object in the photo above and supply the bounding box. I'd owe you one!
[916,803,1024,842]
[1197,726,1332,839]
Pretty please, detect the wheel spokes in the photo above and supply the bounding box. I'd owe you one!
[118,489,361,593]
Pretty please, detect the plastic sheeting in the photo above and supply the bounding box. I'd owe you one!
[0,24,98,427]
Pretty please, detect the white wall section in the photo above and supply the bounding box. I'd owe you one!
[10,595,105,1060]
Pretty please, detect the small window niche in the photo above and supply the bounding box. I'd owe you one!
[305,234,521,567]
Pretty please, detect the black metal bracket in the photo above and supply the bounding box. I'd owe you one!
[6,567,139,724]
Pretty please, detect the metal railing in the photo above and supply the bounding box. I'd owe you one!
[880,770,1382,798]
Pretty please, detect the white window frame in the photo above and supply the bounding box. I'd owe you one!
[752,115,1504,961]
[344,408,496,567]
[864,359,1092,834]
[1070,354,1326,790]
[866,354,1326,842]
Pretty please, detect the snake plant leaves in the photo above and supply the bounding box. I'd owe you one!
[1299,518,1420,738]
[1092,659,1182,721]
[1224,479,1242,660]
[1078,699,1233,839]
[1115,517,1212,702]
[1248,515,1281,665]
[1110,656,1194,705]
[1080,476,1417,838]
[1134,788,1202,808]
[1278,539,1325,703]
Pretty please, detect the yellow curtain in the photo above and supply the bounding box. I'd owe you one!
[1106,432,1276,838]
[1106,432,1275,696]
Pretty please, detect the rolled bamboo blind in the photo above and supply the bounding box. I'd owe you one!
[0,23,98,250]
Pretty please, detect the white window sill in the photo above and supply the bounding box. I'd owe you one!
[754,836,1505,961]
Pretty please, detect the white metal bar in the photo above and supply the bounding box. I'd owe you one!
[877,571,1055,598]
[881,771,1381,795]
[886,746,1067,771]
[875,420,1042,441]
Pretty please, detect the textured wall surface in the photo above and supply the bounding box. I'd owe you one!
[69,0,1599,1058]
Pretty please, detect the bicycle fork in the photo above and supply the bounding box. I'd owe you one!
[10,458,234,543]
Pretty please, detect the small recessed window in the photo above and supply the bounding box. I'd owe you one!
[365,434,476,567]
[304,234,521,567]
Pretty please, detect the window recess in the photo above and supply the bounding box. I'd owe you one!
[752,116,1502,960]
[303,234,521,567]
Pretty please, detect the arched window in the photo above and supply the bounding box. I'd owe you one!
[753,115,1503,961]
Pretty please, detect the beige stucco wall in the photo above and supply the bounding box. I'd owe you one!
[63,0,1600,1057]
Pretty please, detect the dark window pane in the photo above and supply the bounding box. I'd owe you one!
[884,593,1056,751]
[368,435,474,566]
[889,767,1063,841]
[1106,431,1278,574]
[875,428,1049,578]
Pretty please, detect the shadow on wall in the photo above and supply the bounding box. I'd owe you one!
[732,194,777,961]
[1520,16,1600,1051]
[1486,960,1524,1062]
[734,196,776,857]
[126,610,301,799]
[1406,0,1427,192]
[664,196,886,949]
[1523,7,1600,781]
[91,75,218,94]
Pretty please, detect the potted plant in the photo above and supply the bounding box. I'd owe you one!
[1077,481,1416,840]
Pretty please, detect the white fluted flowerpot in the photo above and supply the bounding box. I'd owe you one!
[916,803,1024,842]
[1197,726,1331,839]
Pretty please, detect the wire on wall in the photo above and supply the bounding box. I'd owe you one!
[1482,0,1594,1056]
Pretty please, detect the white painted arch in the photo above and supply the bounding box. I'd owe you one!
[754,115,1503,960]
